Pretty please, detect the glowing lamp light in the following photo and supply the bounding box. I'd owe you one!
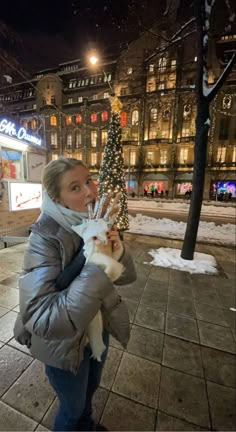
[89,56,98,65]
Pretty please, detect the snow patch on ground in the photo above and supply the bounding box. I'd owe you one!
[147,247,218,274]
[128,214,235,246]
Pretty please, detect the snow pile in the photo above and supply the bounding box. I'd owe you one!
[128,214,235,246]
[147,247,218,274]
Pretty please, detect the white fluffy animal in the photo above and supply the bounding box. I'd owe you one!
[72,218,124,361]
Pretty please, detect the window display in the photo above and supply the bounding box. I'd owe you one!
[1,148,23,179]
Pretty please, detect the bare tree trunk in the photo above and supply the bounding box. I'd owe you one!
[181,0,236,260]
[181,100,209,259]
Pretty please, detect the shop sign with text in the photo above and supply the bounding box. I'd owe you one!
[9,182,42,211]
[0,118,42,146]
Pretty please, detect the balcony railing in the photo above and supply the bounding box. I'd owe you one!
[145,138,172,144]
[177,136,195,143]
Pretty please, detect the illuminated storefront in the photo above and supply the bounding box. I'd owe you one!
[211,181,236,199]
[174,172,193,197]
[0,117,47,234]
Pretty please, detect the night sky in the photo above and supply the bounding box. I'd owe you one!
[1,0,166,73]
[1,0,235,77]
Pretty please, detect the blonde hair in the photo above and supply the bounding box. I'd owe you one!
[42,157,86,199]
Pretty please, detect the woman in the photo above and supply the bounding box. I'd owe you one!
[16,157,136,431]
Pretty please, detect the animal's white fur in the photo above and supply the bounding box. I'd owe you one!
[72,219,124,361]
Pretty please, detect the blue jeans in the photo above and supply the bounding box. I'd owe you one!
[45,331,109,431]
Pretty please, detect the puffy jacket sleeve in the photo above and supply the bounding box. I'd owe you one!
[19,233,114,340]
[114,243,137,285]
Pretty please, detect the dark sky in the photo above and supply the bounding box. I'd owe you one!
[1,0,234,76]
[0,0,166,73]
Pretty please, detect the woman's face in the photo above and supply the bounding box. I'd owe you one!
[57,165,97,212]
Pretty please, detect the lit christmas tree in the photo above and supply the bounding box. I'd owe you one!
[98,96,129,231]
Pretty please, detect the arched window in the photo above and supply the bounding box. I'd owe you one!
[131,110,139,126]
[91,113,97,123]
[150,108,158,122]
[101,111,108,122]
[120,112,127,127]
[75,114,82,124]
[50,115,57,126]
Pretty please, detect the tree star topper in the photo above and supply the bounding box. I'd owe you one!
[110,96,122,113]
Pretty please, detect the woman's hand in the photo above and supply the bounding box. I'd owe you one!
[93,225,123,260]
[107,225,124,259]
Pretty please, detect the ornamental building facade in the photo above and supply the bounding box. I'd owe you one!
[0,24,236,201]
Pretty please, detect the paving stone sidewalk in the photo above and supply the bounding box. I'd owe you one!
[0,234,235,431]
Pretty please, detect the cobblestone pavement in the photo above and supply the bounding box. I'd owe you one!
[0,235,235,431]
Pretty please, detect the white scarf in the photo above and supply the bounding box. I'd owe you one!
[41,191,88,232]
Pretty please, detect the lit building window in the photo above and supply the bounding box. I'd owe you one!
[131,131,139,141]
[91,130,97,147]
[104,92,109,99]
[91,113,97,123]
[51,132,58,148]
[75,114,82,124]
[150,108,158,122]
[130,151,136,165]
[33,104,37,109]
[127,67,133,75]
[120,112,127,127]
[65,115,72,125]
[180,148,188,164]
[78,96,83,103]
[91,153,97,166]
[182,127,190,137]
[149,64,154,72]
[171,59,176,69]
[160,150,168,165]
[66,133,73,148]
[158,83,165,90]
[233,147,236,163]
[131,110,139,126]
[101,130,107,146]
[50,115,57,126]
[75,131,82,148]
[101,111,108,122]
[74,152,82,160]
[159,57,167,72]
[147,151,154,162]
[68,97,73,104]
[31,119,37,130]
[217,146,226,162]
[51,154,58,160]
[147,81,156,92]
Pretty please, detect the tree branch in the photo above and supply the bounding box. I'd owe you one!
[170,17,196,42]
[207,51,236,102]
[144,30,196,64]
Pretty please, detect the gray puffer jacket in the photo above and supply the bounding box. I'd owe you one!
[17,213,136,373]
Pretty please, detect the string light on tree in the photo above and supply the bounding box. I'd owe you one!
[98,96,129,231]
